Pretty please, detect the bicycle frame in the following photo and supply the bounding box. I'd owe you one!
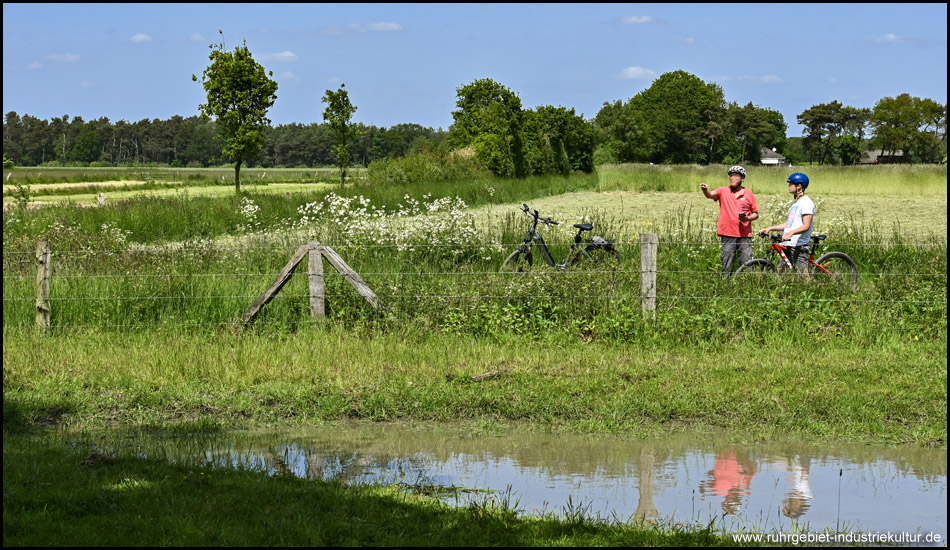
[763,236,835,275]
[737,232,858,290]
[517,219,590,270]
[509,204,607,271]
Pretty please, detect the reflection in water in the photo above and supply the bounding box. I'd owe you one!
[700,449,758,515]
[634,444,657,522]
[70,424,947,537]
[772,455,812,519]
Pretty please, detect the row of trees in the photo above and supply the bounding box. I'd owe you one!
[797,95,946,165]
[0,112,448,170]
[592,70,787,165]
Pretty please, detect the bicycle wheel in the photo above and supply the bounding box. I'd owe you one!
[733,259,776,281]
[811,251,858,290]
[500,247,533,272]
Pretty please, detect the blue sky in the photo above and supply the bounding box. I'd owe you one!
[3,3,946,136]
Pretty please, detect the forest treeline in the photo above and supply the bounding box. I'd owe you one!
[3,70,946,172]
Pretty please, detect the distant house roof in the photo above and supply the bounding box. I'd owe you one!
[858,150,905,164]
[760,147,786,165]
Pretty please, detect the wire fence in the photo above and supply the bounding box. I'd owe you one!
[4,239,946,331]
[1,240,945,255]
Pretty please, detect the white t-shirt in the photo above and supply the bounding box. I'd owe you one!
[783,195,815,246]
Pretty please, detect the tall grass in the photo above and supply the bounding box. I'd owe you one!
[2,202,945,347]
[2,172,600,246]
[598,163,948,195]
[2,166,351,185]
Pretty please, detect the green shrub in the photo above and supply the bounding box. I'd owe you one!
[366,149,484,185]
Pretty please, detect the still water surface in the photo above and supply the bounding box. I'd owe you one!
[86,423,947,537]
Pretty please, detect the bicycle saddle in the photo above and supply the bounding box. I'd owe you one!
[813,234,827,241]
[573,223,593,231]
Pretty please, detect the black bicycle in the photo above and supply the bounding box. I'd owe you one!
[500,204,621,272]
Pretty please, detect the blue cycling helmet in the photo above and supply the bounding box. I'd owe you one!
[787,172,809,189]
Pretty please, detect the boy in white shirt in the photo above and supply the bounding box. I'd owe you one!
[758,173,814,271]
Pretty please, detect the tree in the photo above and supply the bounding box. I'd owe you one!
[870,94,921,161]
[322,84,357,187]
[448,78,526,177]
[914,99,946,163]
[193,31,277,191]
[71,125,101,163]
[593,100,652,164]
[627,71,725,164]
[522,106,595,175]
[797,101,839,165]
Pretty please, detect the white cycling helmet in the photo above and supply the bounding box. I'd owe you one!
[728,165,746,178]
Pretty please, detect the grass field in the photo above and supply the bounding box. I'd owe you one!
[3,163,946,545]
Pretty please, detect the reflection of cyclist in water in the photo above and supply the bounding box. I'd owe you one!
[772,455,813,519]
[701,449,757,515]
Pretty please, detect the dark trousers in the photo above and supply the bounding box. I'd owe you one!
[720,236,753,276]
[781,245,810,272]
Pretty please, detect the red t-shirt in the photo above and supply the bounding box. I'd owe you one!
[714,186,758,238]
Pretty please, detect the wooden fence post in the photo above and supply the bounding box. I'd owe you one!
[35,240,51,329]
[308,242,325,320]
[320,246,380,309]
[640,233,657,319]
[238,243,380,331]
[238,244,309,329]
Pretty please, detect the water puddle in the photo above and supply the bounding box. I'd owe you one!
[74,423,947,538]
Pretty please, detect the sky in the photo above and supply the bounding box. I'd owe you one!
[3,3,947,137]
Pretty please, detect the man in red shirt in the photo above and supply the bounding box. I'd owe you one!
[700,165,759,277]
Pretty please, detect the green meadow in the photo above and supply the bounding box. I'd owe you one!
[3,163,946,545]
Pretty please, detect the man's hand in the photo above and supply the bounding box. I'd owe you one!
[700,183,708,191]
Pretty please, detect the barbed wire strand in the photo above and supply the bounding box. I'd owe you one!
[3,267,947,280]
[3,239,945,255]
[4,294,945,305]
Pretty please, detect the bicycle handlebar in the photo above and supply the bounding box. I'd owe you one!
[756,232,783,243]
[521,204,559,225]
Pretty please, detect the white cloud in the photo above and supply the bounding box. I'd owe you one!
[26,61,43,70]
[871,33,900,44]
[738,75,782,84]
[368,22,401,32]
[826,76,840,84]
[260,51,299,62]
[46,53,80,62]
[190,33,205,42]
[280,71,299,81]
[679,37,696,45]
[622,16,652,24]
[79,81,92,87]
[349,22,402,33]
[131,34,153,43]
[618,66,656,79]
